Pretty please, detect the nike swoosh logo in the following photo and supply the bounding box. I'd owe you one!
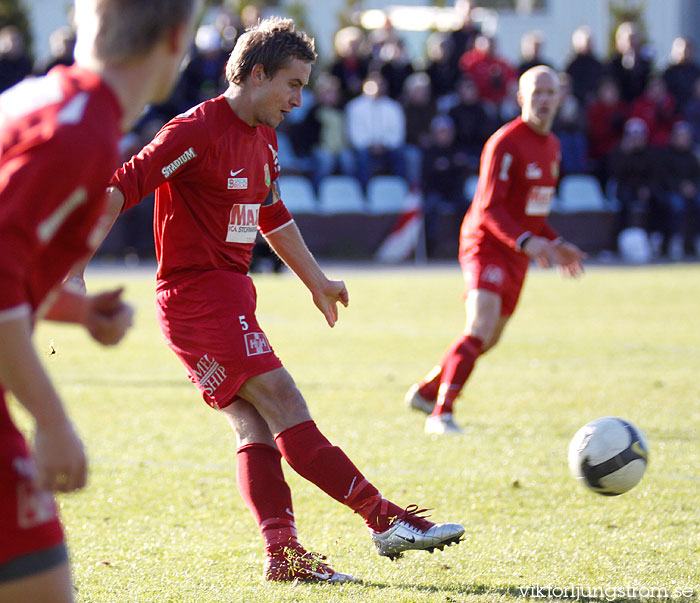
[397,535,415,543]
[306,569,331,580]
[343,477,357,500]
[230,168,244,177]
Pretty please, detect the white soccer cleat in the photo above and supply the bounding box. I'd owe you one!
[370,505,465,560]
[425,413,463,435]
[405,383,435,414]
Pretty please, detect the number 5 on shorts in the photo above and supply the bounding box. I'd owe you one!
[238,315,249,331]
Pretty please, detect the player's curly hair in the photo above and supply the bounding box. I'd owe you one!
[75,0,198,63]
[225,17,316,85]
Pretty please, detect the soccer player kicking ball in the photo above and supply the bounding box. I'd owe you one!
[77,17,464,583]
[0,1,198,602]
[406,66,585,435]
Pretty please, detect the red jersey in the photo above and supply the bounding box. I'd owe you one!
[460,117,560,258]
[112,96,292,282]
[0,64,122,320]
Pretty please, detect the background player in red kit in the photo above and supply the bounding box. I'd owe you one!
[77,17,465,583]
[0,1,198,601]
[406,66,585,435]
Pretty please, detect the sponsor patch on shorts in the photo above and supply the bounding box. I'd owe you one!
[245,332,272,356]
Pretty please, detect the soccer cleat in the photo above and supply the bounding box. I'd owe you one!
[370,505,465,560]
[405,383,435,414]
[425,413,464,435]
[264,541,359,583]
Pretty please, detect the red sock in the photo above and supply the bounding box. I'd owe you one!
[236,443,297,549]
[433,334,483,416]
[417,365,442,400]
[275,421,403,532]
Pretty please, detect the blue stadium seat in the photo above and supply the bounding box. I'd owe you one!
[464,175,479,200]
[366,175,411,214]
[317,175,366,214]
[278,175,317,214]
[557,174,609,213]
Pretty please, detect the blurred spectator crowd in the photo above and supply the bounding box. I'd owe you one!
[4,0,700,260]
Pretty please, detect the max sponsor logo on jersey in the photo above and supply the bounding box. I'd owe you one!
[525,185,555,216]
[161,147,196,178]
[245,332,272,357]
[192,353,227,396]
[228,168,248,190]
[227,203,259,243]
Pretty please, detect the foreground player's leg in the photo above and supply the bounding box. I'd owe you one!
[0,558,73,603]
[239,368,465,558]
[275,420,465,558]
[227,401,357,582]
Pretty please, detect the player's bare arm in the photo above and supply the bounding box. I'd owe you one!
[0,316,87,492]
[66,187,126,289]
[263,223,349,327]
[46,287,134,346]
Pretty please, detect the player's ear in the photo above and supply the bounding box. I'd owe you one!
[251,63,268,85]
[516,89,524,108]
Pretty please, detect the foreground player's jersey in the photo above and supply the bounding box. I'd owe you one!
[0,65,122,318]
[460,117,560,255]
[113,96,287,281]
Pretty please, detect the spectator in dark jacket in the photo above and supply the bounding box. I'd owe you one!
[609,118,666,245]
[660,121,700,259]
[0,26,32,92]
[447,76,494,170]
[606,21,653,103]
[421,115,471,256]
[565,25,604,106]
[663,37,700,110]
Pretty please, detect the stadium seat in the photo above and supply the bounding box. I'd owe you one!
[317,175,366,214]
[557,174,609,213]
[366,175,411,214]
[464,175,479,200]
[278,175,317,214]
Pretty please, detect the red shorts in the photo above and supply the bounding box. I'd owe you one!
[459,243,529,316]
[156,270,283,410]
[0,401,64,572]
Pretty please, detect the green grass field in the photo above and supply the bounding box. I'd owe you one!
[10,262,700,603]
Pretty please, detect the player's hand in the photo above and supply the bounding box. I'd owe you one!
[551,240,586,278]
[33,419,87,492]
[522,236,556,268]
[84,288,134,345]
[312,279,349,328]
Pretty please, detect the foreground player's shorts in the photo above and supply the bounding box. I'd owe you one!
[459,243,529,316]
[156,270,283,410]
[0,415,66,581]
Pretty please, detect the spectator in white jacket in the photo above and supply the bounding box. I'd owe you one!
[345,71,407,189]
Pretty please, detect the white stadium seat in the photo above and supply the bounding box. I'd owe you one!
[557,174,609,213]
[366,175,410,214]
[317,175,366,214]
[277,175,317,214]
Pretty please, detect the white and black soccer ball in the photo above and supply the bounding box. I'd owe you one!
[568,417,649,496]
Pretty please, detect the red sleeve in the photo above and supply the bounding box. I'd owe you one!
[111,116,207,211]
[0,139,108,313]
[478,137,531,248]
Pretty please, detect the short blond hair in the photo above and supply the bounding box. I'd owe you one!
[225,17,316,85]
